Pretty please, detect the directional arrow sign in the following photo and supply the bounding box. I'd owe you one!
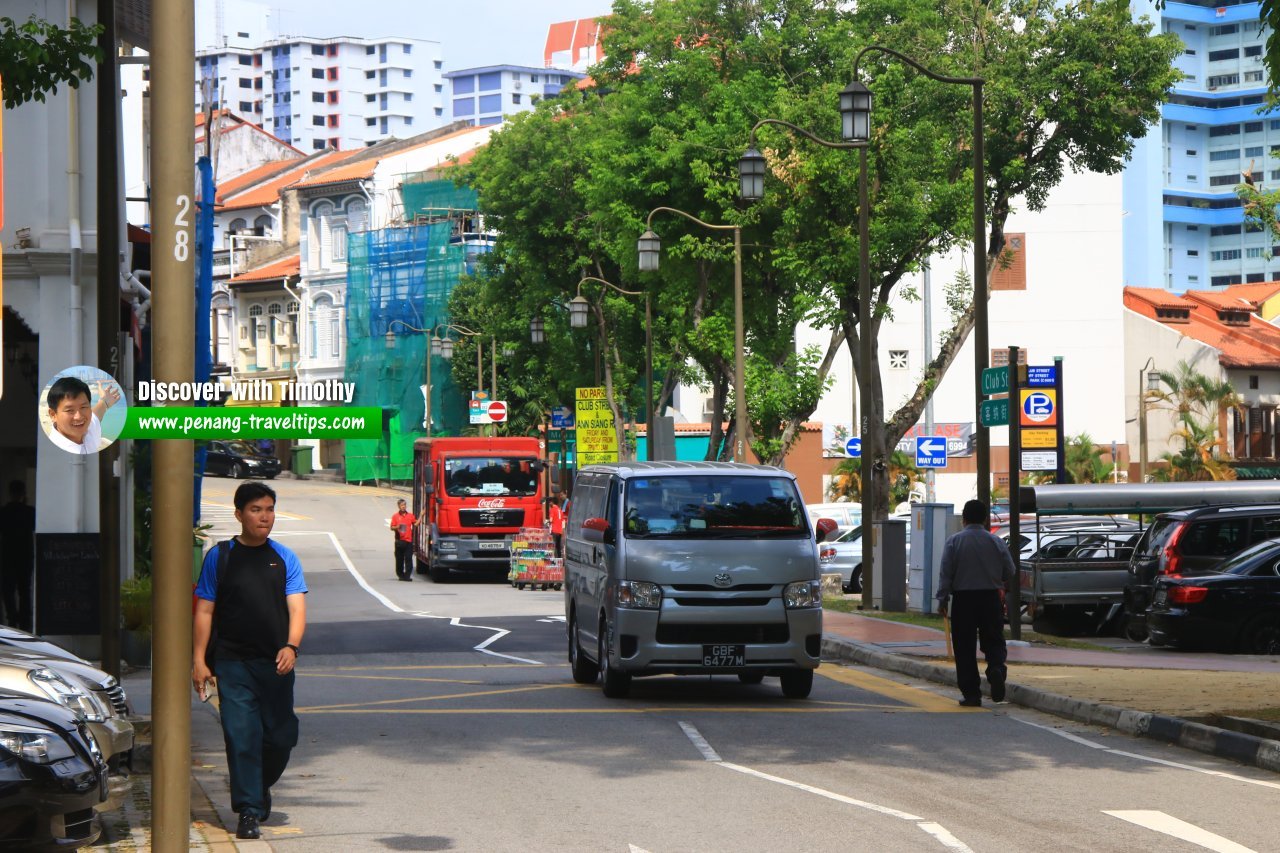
[845,437,862,458]
[916,436,948,469]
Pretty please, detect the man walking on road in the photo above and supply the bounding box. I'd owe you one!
[192,481,308,840]
[390,498,419,581]
[937,499,1015,707]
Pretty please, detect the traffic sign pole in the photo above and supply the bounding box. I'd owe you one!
[1054,356,1066,484]
[1007,345,1021,641]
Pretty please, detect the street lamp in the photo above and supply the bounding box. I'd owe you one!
[640,207,747,463]
[1139,357,1159,483]
[576,276,654,461]
[386,319,481,433]
[529,317,546,345]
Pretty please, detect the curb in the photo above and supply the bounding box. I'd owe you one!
[822,636,1280,774]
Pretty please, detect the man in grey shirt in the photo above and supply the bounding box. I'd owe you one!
[937,500,1016,706]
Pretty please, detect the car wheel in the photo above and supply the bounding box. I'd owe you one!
[843,565,863,595]
[230,462,244,479]
[737,672,765,685]
[598,617,631,698]
[780,668,813,699]
[568,611,599,684]
[1239,613,1280,655]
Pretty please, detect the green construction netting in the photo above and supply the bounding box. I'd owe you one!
[400,180,479,220]
[345,202,476,482]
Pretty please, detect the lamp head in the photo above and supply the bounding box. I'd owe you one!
[839,80,872,142]
[384,328,396,350]
[637,229,661,272]
[738,147,766,201]
[529,317,546,344]
[440,337,455,360]
[430,334,442,357]
[569,295,591,329]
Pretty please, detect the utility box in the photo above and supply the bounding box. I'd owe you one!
[290,445,313,477]
[872,518,908,612]
[908,503,961,614]
[650,416,676,461]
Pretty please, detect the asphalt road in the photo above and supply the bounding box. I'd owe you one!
[191,477,1280,852]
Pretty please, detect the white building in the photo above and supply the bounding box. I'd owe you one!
[445,65,585,126]
[196,35,447,151]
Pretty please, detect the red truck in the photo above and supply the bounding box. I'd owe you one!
[412,436,546,581]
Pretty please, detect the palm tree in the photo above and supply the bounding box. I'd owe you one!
[1145,361,1241,481]
[1062,432,1116,484]
[828,450,921,506]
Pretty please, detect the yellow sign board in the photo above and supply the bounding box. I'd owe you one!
[575,387,618,465]
[1021,429,1057,449]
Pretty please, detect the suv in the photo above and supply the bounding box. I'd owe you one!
[1125,503,1280,638]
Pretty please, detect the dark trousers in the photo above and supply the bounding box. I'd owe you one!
[949,589,1007,701]
[394,540,413,579]
[1,568,32,632]
[216,658,298,818]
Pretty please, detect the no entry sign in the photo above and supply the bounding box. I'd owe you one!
[486,400,508,422]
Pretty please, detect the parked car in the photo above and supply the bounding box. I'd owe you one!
[204,439,280,479]
[805,502,861,529]
[1126,503,1280,640]
[1147,538,1280,652]
[1018,527,1145,635]
[0,691,106,849]
[820,526,863,593]
[0,627,90,664]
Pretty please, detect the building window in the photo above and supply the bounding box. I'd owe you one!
[1250,375,1261,390]
[328,91,338,104]
[311,68,324,79]
[478,71,501,90]
[1209,174,1239,186]
[453,97,475,117]
[403,44,411,54]
[1246,45,1263,57]
[991,234,1028,291]
[512,93,521,104]
[327,115,339,127]
[1210,23,1239,36]
[1186,149,1197,156]
[1188,275,1199,283]
[404,69,412,78]
[531,73,540,83]
[1246,122,1264,133]
[1211,249,1242,261]
[478,93,501,113]
[366,45,375,55]
[239,100,252,111]
[1211,275,1242,286]
[434,107,443,116]
[404,92,413,101]
[312,91,324,102]
[311,45,324,56]
[1247,247,1265,258]
[313,140,326,150]
[331,225,348,261]
[1211,224,1242,236]
[1209,124,1241,137]
[327,67,338,81]
[249,304,263,317]
[434,60,442,69]
[1187,249,1199,256]
[1208,48,1240,62]
[1210,149,1240,161]
[434,83,442,92]
[268,303,282,316]
[239,54,252,65]
[1248,273,1267,283]
[405,117,413,126]
[888,350,909,370]
[366,117,376,126]
[1207,73,1240,88]
[313,115,325,126]
[1246,146,1264,157]
[365,70,375,79]
[239,77,252,88]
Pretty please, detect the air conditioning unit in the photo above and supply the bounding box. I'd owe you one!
[512,80,521,90]
[238,321,254,349]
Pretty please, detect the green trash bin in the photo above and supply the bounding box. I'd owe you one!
[290,445,313,476]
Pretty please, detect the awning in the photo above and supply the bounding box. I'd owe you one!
[1025,481,1280,516]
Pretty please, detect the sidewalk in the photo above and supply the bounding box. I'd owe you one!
[101,611,1280,848]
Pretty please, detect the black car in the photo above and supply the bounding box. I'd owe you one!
[204,440,280,479]
[1125,503,1280,639]
[1148,538,1280,653]
[0,692,106,849]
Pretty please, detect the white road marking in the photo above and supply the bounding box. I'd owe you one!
[266,530,543,665]
[1104,810,1256,853]
[1010,717,1280,791]
[628,846,653,853]
[678,722,971,851]
[538,616,567,623]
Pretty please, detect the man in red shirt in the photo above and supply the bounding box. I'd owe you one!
[549,489,566,557]
[389,499,418,581]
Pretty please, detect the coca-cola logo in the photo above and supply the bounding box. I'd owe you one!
[476,498,507,508]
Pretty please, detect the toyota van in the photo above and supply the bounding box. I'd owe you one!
[563,462,836,699]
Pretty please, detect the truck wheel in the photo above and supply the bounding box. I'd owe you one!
[415,557,428,576]
[599,618,631,699]
[780,668,813,699]
[568,612,599,684]
[427,558,450,583]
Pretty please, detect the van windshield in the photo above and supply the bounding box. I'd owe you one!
[623,475,807,539]
[443,457,538,497]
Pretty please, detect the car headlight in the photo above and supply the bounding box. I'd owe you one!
[783,580,823,609]
[0,723,76,764]
[617,581,661,609]
[29,669,106,723]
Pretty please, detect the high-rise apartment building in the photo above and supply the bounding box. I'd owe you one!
[1125,2,1279,291]
[196,36,447,151]
[445,65,586,126]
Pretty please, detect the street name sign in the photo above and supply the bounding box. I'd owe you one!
[981,366,1009,396]
[1026,365,1057,388]
[979,399,1008,427]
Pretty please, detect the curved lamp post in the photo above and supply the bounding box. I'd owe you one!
[639,207,746,463]
[385,319,481,432]
[575,276,654,461]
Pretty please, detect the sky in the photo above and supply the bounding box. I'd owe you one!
[253,1,612,71]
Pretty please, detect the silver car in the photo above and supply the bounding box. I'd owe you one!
[564,462,836,700]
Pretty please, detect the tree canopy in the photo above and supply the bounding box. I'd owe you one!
[456,0,1180,499]
[0,15,102,109]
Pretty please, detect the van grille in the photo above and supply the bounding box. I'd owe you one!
[655,624,789,644]
[670,584,772,592]
[672,597,769,607]
[62,808,95,840]
[459,508,524,527]
[103,684,128,716]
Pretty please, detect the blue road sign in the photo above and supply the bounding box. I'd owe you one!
[1022,391,1055,424]
[915,436,947,468]
[551,407,575,429]
[845,437,862,458]
[1027,365,1057,388]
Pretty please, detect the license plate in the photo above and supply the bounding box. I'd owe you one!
[702,644,745,667]
[477,542,506,550]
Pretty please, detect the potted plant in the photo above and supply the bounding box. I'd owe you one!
[120,575,151,667]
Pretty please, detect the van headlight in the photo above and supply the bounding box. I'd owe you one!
[0,723,75,764]
[617,581,662,609]
[783,581,822,609]
[28,669,106,723]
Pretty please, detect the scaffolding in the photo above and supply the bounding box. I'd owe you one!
[344,179,480,482]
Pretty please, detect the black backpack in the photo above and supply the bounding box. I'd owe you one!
[202,539,234,673]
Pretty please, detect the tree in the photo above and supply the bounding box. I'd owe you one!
[0,15,102,109]
[459,0,1180,485]
[1062,432,1116,484]
[827,450,921,507]
[1145,360,1241,481]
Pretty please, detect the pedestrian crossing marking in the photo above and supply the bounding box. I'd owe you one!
[817,666,971,713]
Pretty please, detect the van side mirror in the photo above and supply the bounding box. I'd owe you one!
[531,460,546,473]
[815,517,839,543]
[582,516,615,545]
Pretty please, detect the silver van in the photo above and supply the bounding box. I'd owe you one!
[563,462,836,699]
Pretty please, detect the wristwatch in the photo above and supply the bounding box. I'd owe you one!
[285,643,300,656]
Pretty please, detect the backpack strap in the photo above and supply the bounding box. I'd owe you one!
[215,538,234,592]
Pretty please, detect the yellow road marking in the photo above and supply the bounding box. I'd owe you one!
[267,827,304,835]
[305,663,551,672]
[817,666,972,713]
[298,704,920,715]
[296,673,484,686]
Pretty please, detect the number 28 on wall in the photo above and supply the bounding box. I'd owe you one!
[173,195,191,262]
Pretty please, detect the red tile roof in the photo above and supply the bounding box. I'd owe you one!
[1220,281,1280,309]
[228,254,300,284]
[218,150,353,211]
[215,158,303,204]
[1124,286,1280,368]
[291,125,488,189]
